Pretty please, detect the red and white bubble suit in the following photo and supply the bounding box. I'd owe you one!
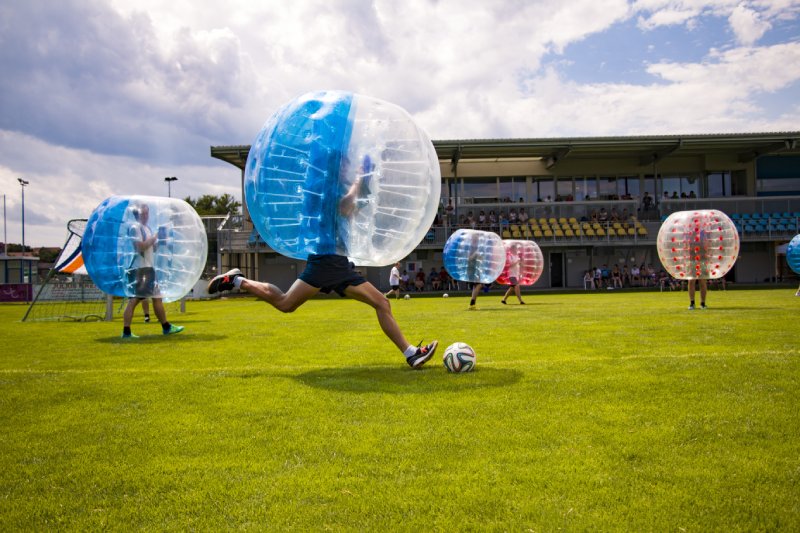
[656,210,739,280]
[496,240,544,286]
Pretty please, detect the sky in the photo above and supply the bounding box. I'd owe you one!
[1,0,799,247]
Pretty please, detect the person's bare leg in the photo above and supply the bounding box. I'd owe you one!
[515,284,524,303]
[345,282,410,353]
[699,279,708,305]
[239,278,319,313]
[151,298,168,324]
[123,298,141,328]
[502,286,512,303]
[142,299,150,317]
[688,279,696,307]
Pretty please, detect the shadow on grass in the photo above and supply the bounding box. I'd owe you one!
[295,365,522,394]
[96,333,227,344]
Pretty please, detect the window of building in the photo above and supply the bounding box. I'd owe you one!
[460,178,497,203]
[499,177,527,203]
[535,178,555,202]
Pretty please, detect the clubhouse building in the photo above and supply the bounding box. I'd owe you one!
[210,132,800,290]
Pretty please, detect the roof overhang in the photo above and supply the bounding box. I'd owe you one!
[211,132,800,171]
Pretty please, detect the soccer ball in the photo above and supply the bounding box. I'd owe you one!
[443,293,449,298]
[404,294,410,300]
[443,342,476,373]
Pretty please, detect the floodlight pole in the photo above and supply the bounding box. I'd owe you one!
[3,193,6,254]
[18,178,28,252]
[165,176,178,197]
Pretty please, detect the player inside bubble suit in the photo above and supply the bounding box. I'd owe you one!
[121,202,184,338]
[208,154,438,369]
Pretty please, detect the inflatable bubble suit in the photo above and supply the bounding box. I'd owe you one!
[443,229,505,283]
[83,196,208,302]
[787,234,800,275]
[656,209,739,280]
[245,90,441,266]
[496,239,544,286]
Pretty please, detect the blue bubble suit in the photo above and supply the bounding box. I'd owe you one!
[656,209,739,280]
[83,196,208,302]
[787,234,800,274]
[245,91,441,267]
[443,229,505,283]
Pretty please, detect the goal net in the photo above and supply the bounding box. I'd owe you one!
[23,219,110,322]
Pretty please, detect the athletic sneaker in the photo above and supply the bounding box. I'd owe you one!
[407,340,438,369]
[700,303,707,309]
[500,300,507,305]
[207,268,242,294]
[144,315,150,323]
[163,324,184,335]
[468,305,478,310]
[688,304,695,310]
[121,332,139,339]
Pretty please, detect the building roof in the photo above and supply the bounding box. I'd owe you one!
[211,131,800,171]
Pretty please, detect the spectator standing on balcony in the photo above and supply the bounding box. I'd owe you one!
[465,211,476,228]
[598,208,609,223]
[518,207,528,224]
[499,211,509,230]
[445,199,455,224]
[488,210,498,230]
[477,210,487,229]
[642,192,653,212]
[509,208,518,224]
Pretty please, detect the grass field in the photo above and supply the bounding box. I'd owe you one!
[1,288,799,530]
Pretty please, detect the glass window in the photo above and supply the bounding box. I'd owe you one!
[499,177,527,203]
[622,176,639,199]
[598,177,617,199]
[536,178,555,202]
[575,177,596,201]
[662,176,681,199]
[757,177,800,194]
[707,172,731,197]
[556,178,573,200]
[461,178,497,203]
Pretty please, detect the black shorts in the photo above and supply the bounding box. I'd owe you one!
[508,276,519,286]
[299,254,366,297]
[390,284,400,290]
[127,267,156,297]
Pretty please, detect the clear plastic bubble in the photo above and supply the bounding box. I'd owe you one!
[443,229,505,283]
[787,234,800,275]
[496,239,544,286]
[83,196,208,302]
[656,210,739,280]
[245,91,441,267]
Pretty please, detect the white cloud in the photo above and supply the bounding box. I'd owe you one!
[729,4,772,44]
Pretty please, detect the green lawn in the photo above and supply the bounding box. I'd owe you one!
[1,288,798,530]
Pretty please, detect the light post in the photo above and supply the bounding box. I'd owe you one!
[18,178,28,253]
[165,176,178,197]
[2,192,7,254]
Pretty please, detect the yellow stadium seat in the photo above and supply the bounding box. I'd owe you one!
[627,227,635,236]
[533,229,543,238]
[539,218,548,225]
[569,217,578,224]
[555,228,564,237]
[596,228,606,236]
[544,229,554,238]
[638,227,648,236]
[512,230,521,238]
[558,217,567,225]
[585,228,595,237]
[523,229,532,238]
[565,228,575,237]
[502,230,511,238]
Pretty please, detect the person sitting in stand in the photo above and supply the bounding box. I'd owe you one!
[429,267,441,290]
[414,269,426,292]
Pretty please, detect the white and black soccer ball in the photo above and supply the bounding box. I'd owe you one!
[443,342,476,373]
[404,294,411,300]
[443,293,449,298]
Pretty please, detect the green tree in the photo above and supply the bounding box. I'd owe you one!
[184,194,241,216]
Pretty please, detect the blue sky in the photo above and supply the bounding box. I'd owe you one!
[1,0,799,246]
